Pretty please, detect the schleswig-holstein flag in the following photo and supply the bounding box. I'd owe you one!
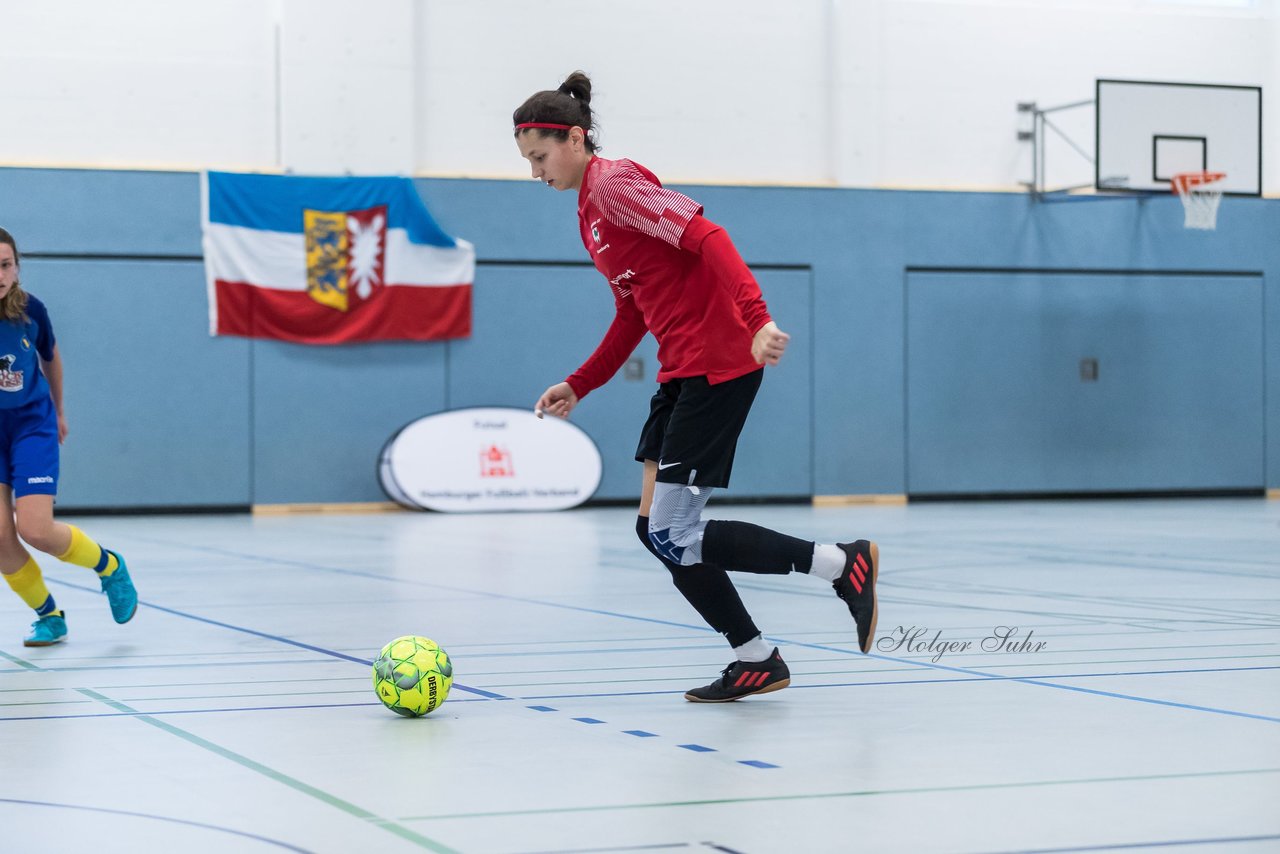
[202,172,474,344]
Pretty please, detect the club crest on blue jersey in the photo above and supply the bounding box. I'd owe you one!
[0,354,23,392]
[20,337,31,351]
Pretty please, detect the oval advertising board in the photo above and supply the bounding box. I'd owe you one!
[379,407,603,512]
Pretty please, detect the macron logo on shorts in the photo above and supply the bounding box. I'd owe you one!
[26,476,54,484]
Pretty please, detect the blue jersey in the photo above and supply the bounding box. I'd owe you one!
[0,294,56,410]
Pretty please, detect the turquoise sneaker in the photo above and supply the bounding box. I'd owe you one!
[24,613,67,647]
[100,550,138,624]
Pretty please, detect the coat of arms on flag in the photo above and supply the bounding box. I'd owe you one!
[201,172,474,344]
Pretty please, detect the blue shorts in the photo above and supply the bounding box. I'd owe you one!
[0,394,60,498]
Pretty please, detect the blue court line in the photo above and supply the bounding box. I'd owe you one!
[881,524,1280,568]
[514,662,1280,703]
[977,663,1280,679]
[753,584,1277,630]
[882,569,1280,613]
[446,631,720,647]
[127,526,1280,590]
[329,650,1277,685]
[0,798,313,852]
[463,639,1278,663]
[43,554,1278,724]
[775,640,1280,724]
[50,545,719,637]
[392,644,725,660]
[0,694,502,723]
[465,662,1280,696]
[512,704,775,768]
[1,700,385,722]
[24,584,776,770]
[38,579,367,663]
[41,578,508,701]
[0,658,345,675]
[522,688,708,700]
[781,664,1280,693]
[737,561,1280,621]
[886,590,1280,627]
[785,663,1280,689]
[951,540,1280,581]
[984,833,1280,853]
[964,652,1280,670]
[447,684,508,700]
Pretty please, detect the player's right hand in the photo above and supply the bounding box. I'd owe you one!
[535,382,579,419]
[752,320,789,366]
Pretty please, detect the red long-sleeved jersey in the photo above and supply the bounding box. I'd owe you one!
[564,156,772,399]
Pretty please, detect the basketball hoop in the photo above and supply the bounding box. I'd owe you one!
[1171,171,1226,231]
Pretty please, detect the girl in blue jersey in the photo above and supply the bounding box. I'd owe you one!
[0,227,137,646]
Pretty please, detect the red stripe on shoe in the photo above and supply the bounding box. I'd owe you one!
[752,672,769,687]
[855,552,868,572]
[848,571,864,593]
[734,671,752,687]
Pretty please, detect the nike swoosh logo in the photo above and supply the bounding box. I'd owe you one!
[657,461,681,470]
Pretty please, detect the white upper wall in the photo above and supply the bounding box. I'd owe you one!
[1,0,277,170]
[1,0,1274,192]
[416,0,831,185]
[277,0,417,175]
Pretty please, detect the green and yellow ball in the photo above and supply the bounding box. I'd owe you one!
[373,635,453,717]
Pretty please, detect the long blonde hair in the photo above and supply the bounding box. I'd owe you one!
[0,227,30,323]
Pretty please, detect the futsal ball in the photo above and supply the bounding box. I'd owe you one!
[372,635,453,717]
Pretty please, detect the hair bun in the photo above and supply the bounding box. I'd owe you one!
[558,71,593,106]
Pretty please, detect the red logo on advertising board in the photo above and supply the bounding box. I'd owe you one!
[479,444,514,478]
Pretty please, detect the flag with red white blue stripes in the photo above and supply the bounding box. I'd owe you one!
[202,171,474,344]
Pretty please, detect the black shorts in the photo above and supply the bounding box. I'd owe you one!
[635,369,763,488]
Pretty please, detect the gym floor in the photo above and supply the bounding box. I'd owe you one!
[2,498,1277,853]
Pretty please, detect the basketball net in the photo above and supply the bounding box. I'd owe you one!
[1171,171,1226,231]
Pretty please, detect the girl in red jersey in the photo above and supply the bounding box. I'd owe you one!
[517,72,880,702]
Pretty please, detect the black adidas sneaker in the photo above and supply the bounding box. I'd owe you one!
[833,539,879,653]
[685,647,790,702]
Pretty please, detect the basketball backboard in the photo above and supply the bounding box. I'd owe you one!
[1095,79,1261,196]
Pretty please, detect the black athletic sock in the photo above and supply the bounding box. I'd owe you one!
[636,516,761,648]
[702,520,814,575]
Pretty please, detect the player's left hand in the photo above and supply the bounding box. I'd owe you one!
[751,321,789,366]
[57,414,68,444]
[535,382,579,420]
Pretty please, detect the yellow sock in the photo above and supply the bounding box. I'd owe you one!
[59,525,119,576]
[3,556,62,616]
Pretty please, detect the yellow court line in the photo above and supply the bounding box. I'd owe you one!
[812,494,908,507]
[251,502,406,515]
